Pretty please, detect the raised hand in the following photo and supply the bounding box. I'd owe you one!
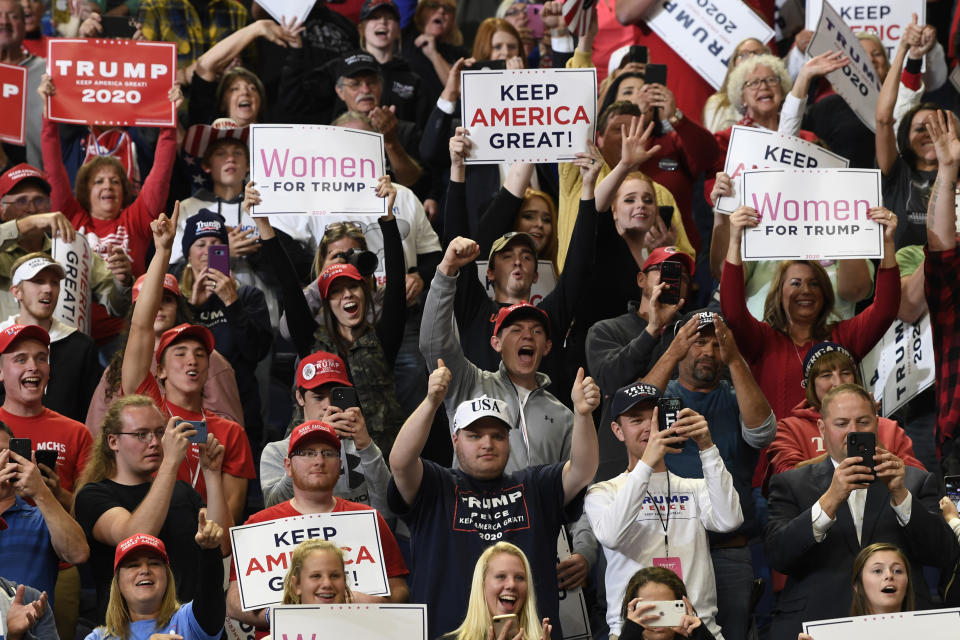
[375,175,397,218]
[194,508,223,549]
[151,201,180,252]
[449,126,473,167]
[427,358,452,403]
[439,236,480,275]
[925,109,960,167]
[620,116,662,169]
[639,407,686,469]
[710,172,733,207]
[570,367,600,416]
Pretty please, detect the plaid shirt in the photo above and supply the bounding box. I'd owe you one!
[139,0,248,69]
[925,246,960,444]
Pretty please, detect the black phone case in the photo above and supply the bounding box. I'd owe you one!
[657,398,682,431]
[846,432,876,473]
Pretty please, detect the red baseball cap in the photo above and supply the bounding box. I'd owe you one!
[0,164,50,199]
[296,351,351,390]
[288,420,341,455]
[642,246,695,276]
[114,533,169,570]
[492,301,550,338]
[0,324,50,354]
[317,263,363,299]
[132,273,181,303]
[155,323,214,364]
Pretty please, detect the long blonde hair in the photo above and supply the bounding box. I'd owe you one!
[103,560,179,639]
[74,395,159,496]
[448,542,541,640]
[281,540,353,605]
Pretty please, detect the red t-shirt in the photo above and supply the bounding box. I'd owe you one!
[0,406,92,492]
[136,374,255,501]
[229,498,409,583]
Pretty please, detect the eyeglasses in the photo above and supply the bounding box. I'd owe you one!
[290,449,339,459]
[422,1,454,13]
[744,76,780,91]
[1,195,51,210]
[504,7,526,17]
[117,429,166,443]
[341,77,382,91]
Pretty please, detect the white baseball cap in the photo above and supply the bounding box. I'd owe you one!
[452,396,514,432]
[12,255,65,286]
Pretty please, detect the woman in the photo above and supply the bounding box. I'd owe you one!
[359,0,425,125]
[471,18,524,68]
[701,38,770,133]
[619,567,712,640]
[512,189,558,273]
[798,543,913,639]
[281,540,352,605]
[768,342,922,476]
[248,177,407,458]
[402,0,467,104]
[86,272,243,438]
[85,528,224,640]
[178,209,272,447]
[876,31,940,248]
[720,204,901,422]
[445,542,550,640]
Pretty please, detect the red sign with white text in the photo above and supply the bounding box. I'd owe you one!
[0,63,27,145]
[46,39,176,127]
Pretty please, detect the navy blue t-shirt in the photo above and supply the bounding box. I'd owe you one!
[388,460,583,639]
[663,380,759,539]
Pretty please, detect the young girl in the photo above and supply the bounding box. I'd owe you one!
[281,540,352,605]
[619,567,712,640]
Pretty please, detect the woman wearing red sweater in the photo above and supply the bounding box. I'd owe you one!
[38,75,179,343]
[720,204,900,423]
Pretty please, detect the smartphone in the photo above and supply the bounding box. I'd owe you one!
[9,438,31,462]
[624,45,648,65]
[331,386,359,410]
[656,397,682,432]
[946,475,960,508]
[642,600,686,627]
[846,431,876,475]
[658,260,682,306]
[526,4,545,40]
[644,63,668,86]
[492,614,518,637]
[658,205,674,230]
[474,59,506,70]
[100,15,138,38]
[179,420,208,445]
[208,244,230,276]
[35,449,59,477]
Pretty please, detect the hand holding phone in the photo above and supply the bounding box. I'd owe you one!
[492,614,518,638]
[35,450,59,478]
[635,600,686,627]
[330,386,359,410]
[208,244,230,276]
[657,261,682,306]
[9,438,31,462]
[179,420,208,445]
[846,432,876,476]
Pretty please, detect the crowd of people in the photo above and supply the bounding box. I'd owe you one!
[4,1,960,640]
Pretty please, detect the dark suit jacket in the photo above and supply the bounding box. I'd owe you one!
[764,456,959,638]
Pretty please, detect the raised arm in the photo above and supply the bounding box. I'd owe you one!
[595,116,662,212]
[374,178,407,364]
[562,368,600,504]
[614,0,658,25]
[925,110,960,252]
[388,361,451,505]
[195,19,302,82]
[876,24,913,175]
[714,316,775,441]
[121,202,179,395]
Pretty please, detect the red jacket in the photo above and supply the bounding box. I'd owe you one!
[769,399,924,475]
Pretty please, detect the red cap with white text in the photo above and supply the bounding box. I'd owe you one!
[114,533,169,570]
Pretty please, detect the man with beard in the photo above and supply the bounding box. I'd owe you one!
[225,420,409,633]
[640,310,775,640]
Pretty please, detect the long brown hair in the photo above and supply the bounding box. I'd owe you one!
[850,543,914,615]
[74,395,159,495]
[75,157,134,212]
[516,188,558,272]
[762,260,837,340]
[471,18,522,61]
[312,221,370,280]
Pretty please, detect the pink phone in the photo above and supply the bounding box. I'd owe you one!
[526,4,545,40]
[208,244,230,276]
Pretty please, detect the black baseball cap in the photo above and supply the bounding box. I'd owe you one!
[609,381,661,418]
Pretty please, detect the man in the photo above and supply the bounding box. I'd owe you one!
[281,51,422,187]
[641,311,776,640]
[260,350,393,518]
[138,0,247,75]
[421,236,599,594]
[764,383,958,638]
[0,0,44,167]
[73,394,230,623]
[585,381,742,639]
[227,420,409,632]
[388,359,600,638]
[0,164,130,322]
[586,246,691,476]
[0,253,100,421]
[0,571,56,640]
[0,424,90,601]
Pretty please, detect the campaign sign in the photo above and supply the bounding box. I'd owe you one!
[557,530,591,640]
[51,234,93,333]
[807,1,881,132]
[716,126,849,213]
[230,511,390,611]
[644,0,775,89]
[249,125,386,217]
[460,68,596,164]
[476,260,557,305]
[271,604,428,640]
[862,316,934,417]
[257,0,315,24]
[739,168,882,261]
[0,63,27,145]
[803,608,960,640]
[805,0,925,59]
[46,39,176,127]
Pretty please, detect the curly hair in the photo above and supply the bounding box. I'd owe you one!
[726,53,792,114]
